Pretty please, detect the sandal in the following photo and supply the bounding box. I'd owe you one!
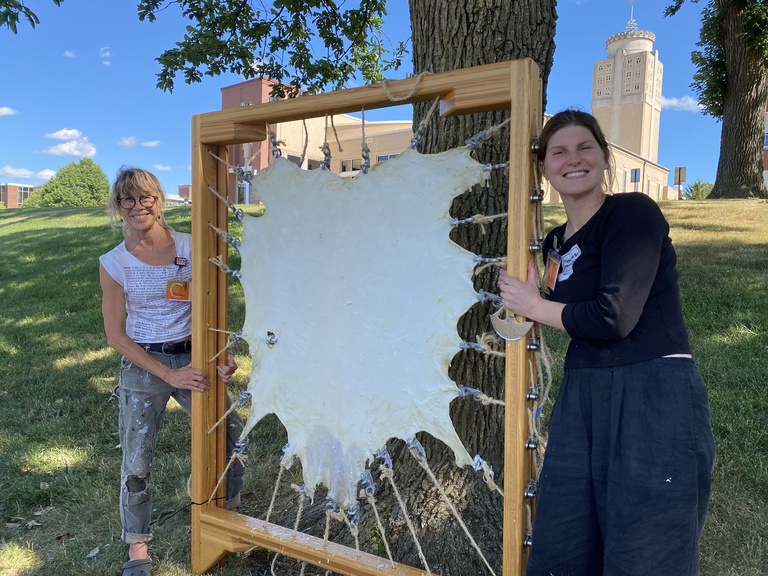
[122,557,151,576]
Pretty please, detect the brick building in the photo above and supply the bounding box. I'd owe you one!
[0,182,37,208]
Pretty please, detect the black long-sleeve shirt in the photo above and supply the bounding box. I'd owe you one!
[544,193,692,368]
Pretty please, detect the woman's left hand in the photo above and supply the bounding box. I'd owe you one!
[216,353,238,383]
[498,261,542,318]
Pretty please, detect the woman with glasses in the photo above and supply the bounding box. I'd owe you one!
[99,167,245,576]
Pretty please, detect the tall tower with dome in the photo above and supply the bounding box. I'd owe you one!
[591,8,663,164]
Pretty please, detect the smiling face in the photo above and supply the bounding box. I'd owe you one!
[540,124,609,200]
[109,167,168,238]
[118,194,160,234]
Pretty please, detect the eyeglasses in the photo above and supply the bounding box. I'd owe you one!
[117,195,158,210]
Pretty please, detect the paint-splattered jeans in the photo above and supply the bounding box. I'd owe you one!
[117,349,245,544]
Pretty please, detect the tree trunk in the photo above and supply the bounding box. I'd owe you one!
[254,4,556,574]
[709,0,768,199]
[359,2,556,574]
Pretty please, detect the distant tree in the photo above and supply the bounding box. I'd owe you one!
[0,200,6,209]
[23,158,109,208]
[666,1,768,199]
[685,178,715,199]
[136,0,406,96]
[0,0,63,33]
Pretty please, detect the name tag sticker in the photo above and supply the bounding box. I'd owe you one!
[166,280,190,301]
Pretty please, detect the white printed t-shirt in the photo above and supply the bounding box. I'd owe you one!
[99,230,193,343]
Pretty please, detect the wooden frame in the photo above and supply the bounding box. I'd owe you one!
[190,58,542,575]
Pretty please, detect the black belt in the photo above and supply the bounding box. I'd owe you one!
[139,339,192,355]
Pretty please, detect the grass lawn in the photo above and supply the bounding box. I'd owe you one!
[0,199,766,575]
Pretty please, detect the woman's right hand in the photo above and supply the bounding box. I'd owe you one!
[165,365,210,392]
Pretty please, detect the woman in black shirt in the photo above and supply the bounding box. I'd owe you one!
[498,110,715,576]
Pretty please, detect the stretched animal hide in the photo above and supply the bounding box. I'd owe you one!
[238,146,486,507]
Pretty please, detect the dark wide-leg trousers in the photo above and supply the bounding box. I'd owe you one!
[526,357,716,576]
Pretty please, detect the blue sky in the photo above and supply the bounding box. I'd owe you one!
[1,0,717,196]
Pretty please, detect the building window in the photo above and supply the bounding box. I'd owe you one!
[18,186,33,206]
[376,154,398,162]
[626,71,632,79]
[605,74,611,82]
[763,113,768,147]
[341,159,363,172]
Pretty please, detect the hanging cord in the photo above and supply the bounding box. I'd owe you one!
[464,117,512,149]
[474,254,507,276]
[330,114,343,153]
[207,449,248,506]
[452,211,508,235]
[206,326,245,363]
[472,455,504,497]
[360,108,371,174]
[265,464,286,524]
[209,255,242,280]
[378,453,433,575]
[207,185,244,221]
[460,332,506,359]
[362,492,396,567]
[411,96,441,150]
[460,385,505,408]
[299,119,309,167]
[208,223,241,250]
[381,71,429,102]
[269,131,284,158]
[270,485,308,576]
[407,438,498,576]
[207,150,238,173]
[320,115,333,170]
[207,391,251,434]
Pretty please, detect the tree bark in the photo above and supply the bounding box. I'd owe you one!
[360,2,556,573]
[253,3,556,574]
[709,0,768,199]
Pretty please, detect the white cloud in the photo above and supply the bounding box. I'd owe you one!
[153,164,172,171]
[42,139,97,157]
[0,165,56,181]
[41,129,96,157]
[661,95,702,112]
[63,50,76,58]
[45,128,83,140]
[0,107,18,117]
[100,46,112,67]
[119,137,160,148]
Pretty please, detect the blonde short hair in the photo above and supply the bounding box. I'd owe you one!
[109,166,170,237]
